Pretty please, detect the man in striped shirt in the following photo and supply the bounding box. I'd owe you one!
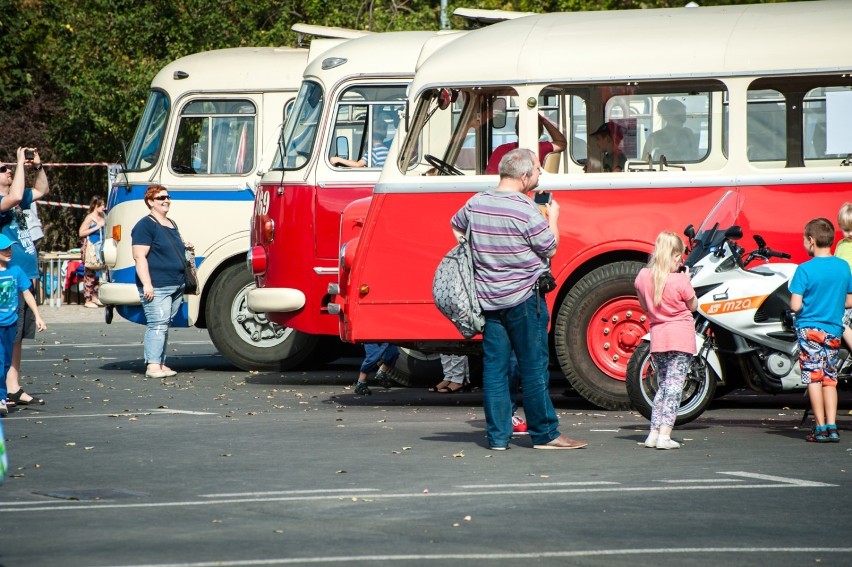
[451,148,587,451]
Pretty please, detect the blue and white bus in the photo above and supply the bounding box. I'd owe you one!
[100,45,341,370]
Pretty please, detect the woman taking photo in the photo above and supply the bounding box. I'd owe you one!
[78,196,105,308]
[131,185,192,379]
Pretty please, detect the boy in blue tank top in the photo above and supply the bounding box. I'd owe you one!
[789,218,852,443]
[0,233,46,416]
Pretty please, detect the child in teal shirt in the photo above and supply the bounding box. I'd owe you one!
[0,233,46,416]
[790,218,852,442]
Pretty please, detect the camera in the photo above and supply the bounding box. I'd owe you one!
[533,192,552,205]
[24,149,34,160]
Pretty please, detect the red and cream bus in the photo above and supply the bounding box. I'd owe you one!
[247,30,471,373]
[334,1,852,408]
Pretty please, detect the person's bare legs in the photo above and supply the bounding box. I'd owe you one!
[824,384,838,426]
[808,382,826,426]
[5,340,35,402]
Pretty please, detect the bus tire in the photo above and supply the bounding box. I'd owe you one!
[626,342,717,426]
[390,348,443,388]
[205,263,320,371]
[553,261,646,411]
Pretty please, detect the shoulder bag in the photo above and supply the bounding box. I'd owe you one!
[432,224,485,339]
[151,216,198,295]
[84,228,105,271]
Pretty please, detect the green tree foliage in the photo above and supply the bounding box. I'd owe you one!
[0,0,791,250]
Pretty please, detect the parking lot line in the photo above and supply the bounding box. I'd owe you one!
[0,471,836,513]
[97,546,852,566]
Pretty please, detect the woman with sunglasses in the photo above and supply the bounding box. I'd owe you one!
[1,147,50,408]
[131,185,192,379]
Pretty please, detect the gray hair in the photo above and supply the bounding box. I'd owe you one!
[498,148,535,180]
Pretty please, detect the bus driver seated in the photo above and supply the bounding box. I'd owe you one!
[588,121,626,173]
[331,112,394,169]
[642,98,698,163]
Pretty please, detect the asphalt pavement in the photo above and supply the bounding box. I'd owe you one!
[1,305,852,566]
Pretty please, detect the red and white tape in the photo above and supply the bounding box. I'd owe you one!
[0,162,115,167]
[38,200,89,209]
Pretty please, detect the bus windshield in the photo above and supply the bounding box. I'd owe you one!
[126,90,169,172]
[273,81,323,170]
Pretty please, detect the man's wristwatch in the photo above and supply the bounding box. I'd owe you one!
[33,164,43,171]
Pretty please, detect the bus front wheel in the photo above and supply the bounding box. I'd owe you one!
[554,261,646,411]
[205,263,320,371]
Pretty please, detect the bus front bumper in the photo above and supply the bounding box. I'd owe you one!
[99,283,142,306]
[246,288,306,313]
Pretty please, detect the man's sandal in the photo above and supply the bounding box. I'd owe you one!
[7,389,45,406]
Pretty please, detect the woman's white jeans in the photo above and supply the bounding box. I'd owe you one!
[140,284,183,366]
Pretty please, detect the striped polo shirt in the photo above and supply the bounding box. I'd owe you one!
[451,190,556,310]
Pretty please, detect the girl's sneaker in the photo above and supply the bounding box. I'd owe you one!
[644,431,659,448]
[826,424,840,443]
[806,425,829,443]
[655,437,681,450]
[0,400,7,417]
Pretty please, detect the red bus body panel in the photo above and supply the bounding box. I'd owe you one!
[341,182,849,343]
[252,181,374,335]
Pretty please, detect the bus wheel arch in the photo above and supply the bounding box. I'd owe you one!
[553,258,647,411]
[204,260,320,371]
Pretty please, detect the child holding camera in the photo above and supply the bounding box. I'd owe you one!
[634,232,698,449]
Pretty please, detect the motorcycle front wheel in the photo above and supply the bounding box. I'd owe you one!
[625,342,717,426]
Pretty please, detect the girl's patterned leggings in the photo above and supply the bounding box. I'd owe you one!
[650,351,692,430]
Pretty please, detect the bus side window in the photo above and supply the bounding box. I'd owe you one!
[328,85,407,169]
[171,99,256,176]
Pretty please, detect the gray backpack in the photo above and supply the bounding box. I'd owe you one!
[432,225,485,339]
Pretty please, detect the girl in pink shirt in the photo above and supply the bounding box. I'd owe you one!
[634,232,698,449]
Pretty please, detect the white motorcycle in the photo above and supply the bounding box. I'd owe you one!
[626,191,850,425]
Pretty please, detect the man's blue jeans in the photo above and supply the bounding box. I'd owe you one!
[140,285,183,366]
[482,293,560,448]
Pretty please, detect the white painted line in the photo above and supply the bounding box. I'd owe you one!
[9,410,217,420]
[147,409,217,415]
[719,471,835,487]
[589,429,620,432]
[457,481,619,488]
[24,340,213,350]
[1,482,829,513]
[26,357,118,362]
[199,489,381,498]
[99,547,852,566]
[658,479,743,484]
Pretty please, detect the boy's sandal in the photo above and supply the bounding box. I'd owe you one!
[806,427,829,443]
[7,389,45,406]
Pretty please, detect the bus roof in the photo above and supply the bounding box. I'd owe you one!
[152,47,309,93]
[302,31,465,84]
[411,0,851,92]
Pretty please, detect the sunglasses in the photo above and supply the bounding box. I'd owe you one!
[153,195,171,201]
[0,165,10,173]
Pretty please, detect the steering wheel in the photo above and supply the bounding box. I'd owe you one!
[424,154,463,176]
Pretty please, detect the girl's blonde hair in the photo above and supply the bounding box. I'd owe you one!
[647,231,685,306]
[837,202,852,234]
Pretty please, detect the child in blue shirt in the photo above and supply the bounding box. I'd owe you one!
[789,218,852,443]
[0,233,46,416]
